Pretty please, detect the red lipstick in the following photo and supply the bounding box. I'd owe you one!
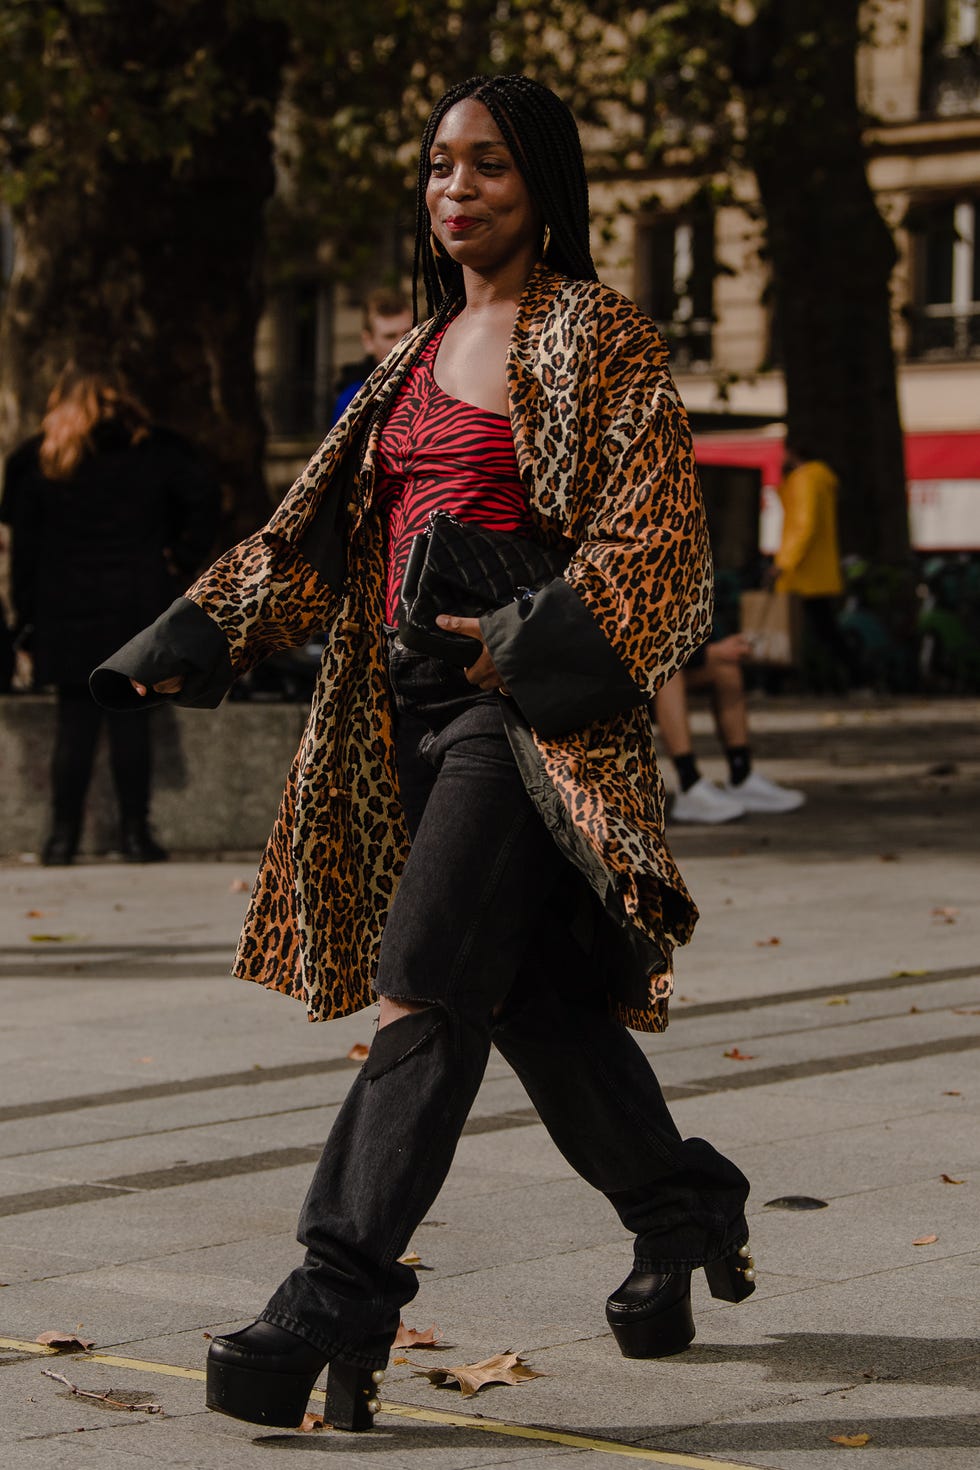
[444,216,479,232]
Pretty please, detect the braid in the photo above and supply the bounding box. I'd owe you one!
[412,74,598,321]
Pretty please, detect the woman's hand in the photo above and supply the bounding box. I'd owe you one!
[129,675,185,696]
[435,615,510,694]
[705,634,752,666]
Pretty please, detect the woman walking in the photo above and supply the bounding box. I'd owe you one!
[3,366,218,863]
[93,75,755,1432]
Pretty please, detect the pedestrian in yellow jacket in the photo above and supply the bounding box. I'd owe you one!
[775,449,844,597]
[772,445,850,687]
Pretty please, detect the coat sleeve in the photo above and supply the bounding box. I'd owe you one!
[480,329,713,738]
[775,468,818,578]
[1,441,43,641]
[90,527,340,711]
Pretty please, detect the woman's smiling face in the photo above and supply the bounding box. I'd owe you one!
[426,98,542,276]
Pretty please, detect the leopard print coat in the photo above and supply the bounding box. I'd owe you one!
[180,265,712,1032]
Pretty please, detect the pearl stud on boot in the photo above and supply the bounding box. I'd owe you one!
[704,1242,757,1303]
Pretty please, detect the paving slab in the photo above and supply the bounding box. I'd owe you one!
[2,697,980,1469]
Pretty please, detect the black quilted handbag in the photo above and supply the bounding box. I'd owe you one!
[396,511,570,666]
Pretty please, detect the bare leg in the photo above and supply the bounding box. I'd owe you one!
[377,996,428,1028]
[652,670,693,759]
[687,660,749,750]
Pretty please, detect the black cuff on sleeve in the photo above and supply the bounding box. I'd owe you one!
[89,597,233,711]
[480,578,644,737]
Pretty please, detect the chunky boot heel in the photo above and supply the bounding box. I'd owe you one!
[324,1361,384,1431]
[704,1242,757,1303]
[605,1270,695,1359]
[205,1321,328,1428]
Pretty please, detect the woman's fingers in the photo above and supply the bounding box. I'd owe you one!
[436,614,482,640]
[128,675,184,696]
[436,614,510,692]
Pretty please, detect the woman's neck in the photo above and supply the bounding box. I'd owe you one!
[459,249,539,315]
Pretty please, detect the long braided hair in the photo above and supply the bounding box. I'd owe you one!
[412,74,598,322]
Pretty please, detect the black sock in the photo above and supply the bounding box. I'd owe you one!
[726,745,752,787]
[674,753,700,792]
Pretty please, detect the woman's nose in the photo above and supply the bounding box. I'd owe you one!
[445,166,477,199]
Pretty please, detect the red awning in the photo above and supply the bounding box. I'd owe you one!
[693,430,980,484]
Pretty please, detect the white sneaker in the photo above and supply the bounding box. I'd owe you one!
[724,770,805,813]
[671,777,745,825]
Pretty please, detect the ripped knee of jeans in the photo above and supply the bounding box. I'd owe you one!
[362,1003,446,1081]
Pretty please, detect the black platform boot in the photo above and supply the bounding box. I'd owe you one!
[605,1270,695,1358]
[607,1241,757,1358]
[206,1321,385,1431]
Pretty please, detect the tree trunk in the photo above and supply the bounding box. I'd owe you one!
[741,0,910,567]
[0,17,289,545]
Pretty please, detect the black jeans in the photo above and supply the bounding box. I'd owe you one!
[262,637,749,1366]
[50,683,152,837]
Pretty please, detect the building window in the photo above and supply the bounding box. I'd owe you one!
[908,198,980,359]
[636,205,714,370]
[922,0,980,115]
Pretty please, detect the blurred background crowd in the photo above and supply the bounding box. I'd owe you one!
[1,0,978,856]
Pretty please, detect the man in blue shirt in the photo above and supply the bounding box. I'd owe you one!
[331,289,413,425]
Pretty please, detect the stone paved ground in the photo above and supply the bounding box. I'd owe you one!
[1,696,978,1470]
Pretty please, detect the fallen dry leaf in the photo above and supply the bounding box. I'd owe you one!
[723,1047,755,1061]
[829,1433,872,1447]
[397,1248,432,1270]
[940,1174,964,1185]
[952,1008,980,1016]
[931,907,959,924]
[913,1233,938,1246]
[29,934,76,943]
[36,1331,95,1351]
[415,1351,544,1398]
[392,1356,409,1366]
[908,1005,922,1014]
[943,1090,962,1096]
[24,909,44,917]
[347,1043,370,1061]
[877,853,899,862]
[755,936,781,947]
[393,1321,442,1349]
[228,879,250,893]
[825,996,850,1006]
[892,968,927,978]
[299,1411,326,1432]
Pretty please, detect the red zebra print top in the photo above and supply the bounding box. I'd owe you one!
[374,326,533,622]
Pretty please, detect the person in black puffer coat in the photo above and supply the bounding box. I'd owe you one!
[0,365,220,864]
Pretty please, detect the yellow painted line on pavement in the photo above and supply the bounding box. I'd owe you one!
[374,1400,758,1466]
[0,1338,208,1379]
[1,1336,758,1469]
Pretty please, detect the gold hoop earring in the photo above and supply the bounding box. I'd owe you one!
[542,224,552,259]
[429,230,447,260]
